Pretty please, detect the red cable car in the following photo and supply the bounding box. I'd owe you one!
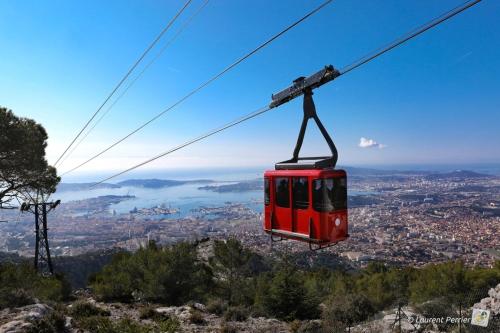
[263,66,349,250]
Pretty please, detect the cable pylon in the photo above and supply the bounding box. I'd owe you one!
[21,200,61,275]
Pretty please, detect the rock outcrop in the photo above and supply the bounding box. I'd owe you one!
[473,283,500,315]
[0,304,52,333]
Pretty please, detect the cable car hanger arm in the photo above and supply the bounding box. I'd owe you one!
[274,86,338,170]
[269,66,341,170]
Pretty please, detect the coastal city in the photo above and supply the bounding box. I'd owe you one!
[2,1,499,332]
[0,168,498,268]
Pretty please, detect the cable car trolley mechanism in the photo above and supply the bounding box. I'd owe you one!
[263,65,348,250]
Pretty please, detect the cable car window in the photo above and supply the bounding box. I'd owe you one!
[275,177,290,208]
[264,178,270,205]
[292,177,309,209]
[313,177,347,212]
[333,177,347,210]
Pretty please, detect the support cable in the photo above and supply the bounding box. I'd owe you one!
[90,0,480,186]
[339,0,481,75]
[54,0,193,167]
[57,0,210,168]
[91,105,270,186]
[61,0,334,176]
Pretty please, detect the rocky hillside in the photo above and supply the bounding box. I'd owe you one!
[474,282,500,316]
[2,283,499,333]
[0,297,294,333]
[349,283,500,333]
[0,239,499,332]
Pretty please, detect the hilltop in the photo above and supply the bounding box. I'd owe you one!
[0,239,498,332]
[424,169,496,181]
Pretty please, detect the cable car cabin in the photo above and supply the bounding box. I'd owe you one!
[263,169,348,249]
[263,67,349,249]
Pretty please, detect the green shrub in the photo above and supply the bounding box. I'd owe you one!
[138,305,159,320]
[248,305,266,318]
[189,309,206,325]
[76,315,115,333]
[206,298,228,315]
[155,317,181,333]
[91,242,212,305]
[138,305,180,331]
[27,309,66,333]
[210,239,268,305]
[70,301,110,319]
[296,320,322,333]
[91,271,134,303]
[220,322,238,333]
[53,273,72,301]
[321,293,375,330]
[0,263,68,309]
[0,288,34,309]
[223,305,248,322]
[258,268,320,321]
[416,299,456,332]
[289,320,301,333]
[114,318,152,333]
[75,316,158,333]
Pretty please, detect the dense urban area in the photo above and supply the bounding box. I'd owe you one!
[0,168,498,268]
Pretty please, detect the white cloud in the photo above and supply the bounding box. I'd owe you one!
[359,137,386,149]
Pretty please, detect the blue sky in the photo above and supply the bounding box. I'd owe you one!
[1,0,499,177]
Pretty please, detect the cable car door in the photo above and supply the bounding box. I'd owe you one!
[273,177,292,232]
[292,177,310,235]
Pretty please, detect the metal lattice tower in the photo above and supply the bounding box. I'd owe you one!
[21,200,60,275]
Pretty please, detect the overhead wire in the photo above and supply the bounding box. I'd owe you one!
[57,0,211,169]
[60,0,335,176]
[54,0,193,168]
[92,105,271,186]
[339,0,481,75]
[88,0,481,187]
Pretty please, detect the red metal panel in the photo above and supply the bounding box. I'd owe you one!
[293,208,310,235]
[263,169,349,245]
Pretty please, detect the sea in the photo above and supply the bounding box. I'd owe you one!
[58,181,263,217]
[56,164,500,217]
[59,167,265,217]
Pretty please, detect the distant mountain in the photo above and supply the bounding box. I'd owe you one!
[117,179,186,188]
[56,182,120,192]
[424,170,495,181]
[341,167,499,180]
[117,178,213,189]
[57,178,215,192]
[199,179,262,192]
[341,166,431,177]
[342,166,398,176]
[56,168,495,193]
